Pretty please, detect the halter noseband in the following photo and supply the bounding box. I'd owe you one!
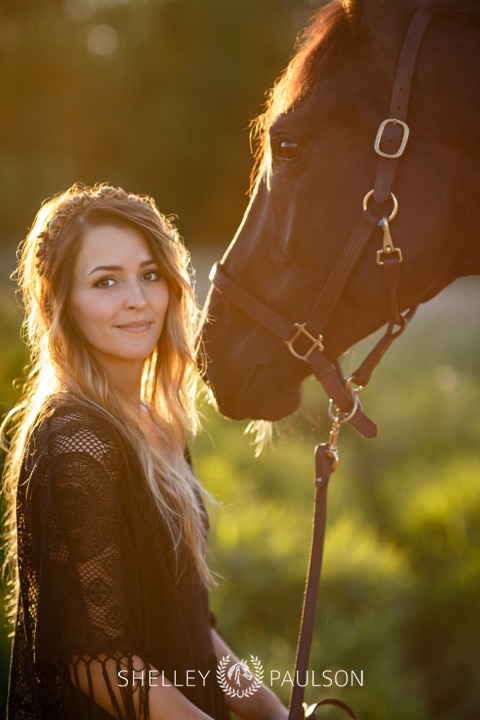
[209,7,434,439]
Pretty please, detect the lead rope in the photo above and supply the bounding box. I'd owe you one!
[288,398,360,720]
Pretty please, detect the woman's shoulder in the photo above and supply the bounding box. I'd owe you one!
[32,394,130,461]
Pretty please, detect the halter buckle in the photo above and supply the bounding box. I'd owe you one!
[374,118,410,159]
[285,322,324,361]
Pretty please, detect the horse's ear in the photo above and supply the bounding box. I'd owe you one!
[340,0,360,24]
[349,0,413,49]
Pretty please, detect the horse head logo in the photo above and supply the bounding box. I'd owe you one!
[227,660,253,686]
[217,654,264,698]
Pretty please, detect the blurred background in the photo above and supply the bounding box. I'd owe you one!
[0,1,479,718]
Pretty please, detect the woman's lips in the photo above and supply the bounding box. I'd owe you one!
[116,321,152,332]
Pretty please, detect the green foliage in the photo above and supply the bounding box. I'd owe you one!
[191,277,480,719]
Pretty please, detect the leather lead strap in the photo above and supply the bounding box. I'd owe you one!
[287,445,359,720]
[288,445,339,720]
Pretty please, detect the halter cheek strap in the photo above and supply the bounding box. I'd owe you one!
[209,6,434,440]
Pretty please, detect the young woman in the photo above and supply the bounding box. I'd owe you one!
[1,183,288,720]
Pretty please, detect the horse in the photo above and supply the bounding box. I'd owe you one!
[199,1,479,717]
[200,0,480,432]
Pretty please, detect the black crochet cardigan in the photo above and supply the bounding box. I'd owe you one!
[8,397,230,720]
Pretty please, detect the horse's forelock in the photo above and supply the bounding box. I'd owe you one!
[249,0,351,192]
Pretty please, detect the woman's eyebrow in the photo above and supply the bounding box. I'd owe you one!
[87,259,157,277]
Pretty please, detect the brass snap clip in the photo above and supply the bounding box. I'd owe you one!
[325,420,340,472]
[376,216,403,266]
[326,382,363,472]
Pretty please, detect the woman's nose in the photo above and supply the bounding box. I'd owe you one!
[125,280,147,308]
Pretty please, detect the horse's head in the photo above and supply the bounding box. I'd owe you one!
[200,0,480,422]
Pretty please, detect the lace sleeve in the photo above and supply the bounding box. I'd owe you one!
[27,410,151,717]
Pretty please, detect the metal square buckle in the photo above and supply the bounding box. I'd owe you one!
[374,118,410,159]
[284,322,324,361]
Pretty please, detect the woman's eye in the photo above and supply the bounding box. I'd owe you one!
[271,137,300,163]
[143,270,160,282]
[94,276,116,288]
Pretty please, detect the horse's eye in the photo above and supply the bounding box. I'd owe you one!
[271,137,299,163]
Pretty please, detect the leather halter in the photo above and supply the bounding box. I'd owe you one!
[209,7,434,441]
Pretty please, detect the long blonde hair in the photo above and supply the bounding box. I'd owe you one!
[1,182,213,611]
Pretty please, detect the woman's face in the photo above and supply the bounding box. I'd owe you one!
[69,223,170,383]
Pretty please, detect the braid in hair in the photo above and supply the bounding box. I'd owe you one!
[35,184,152,275]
